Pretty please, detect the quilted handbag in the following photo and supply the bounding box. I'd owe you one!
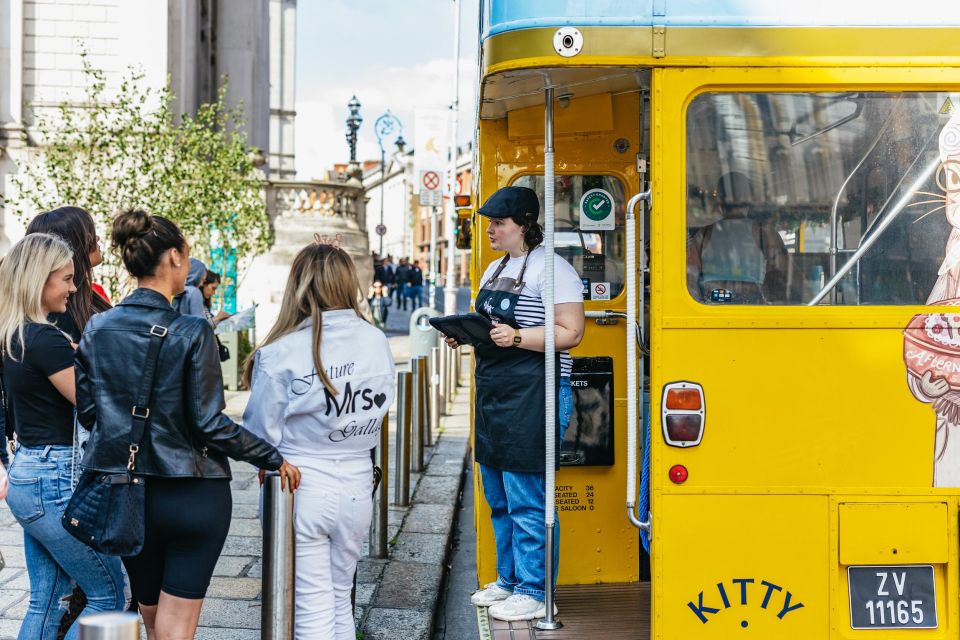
[62,317,173,556]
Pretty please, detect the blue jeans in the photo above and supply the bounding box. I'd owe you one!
[408,285,423,309]
[479,378,574,601]
[6,446,125,640]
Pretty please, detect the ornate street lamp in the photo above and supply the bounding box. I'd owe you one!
[374,111,402,256]
[345,96,362,175]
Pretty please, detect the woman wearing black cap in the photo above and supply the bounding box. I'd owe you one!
[448,186,584,621]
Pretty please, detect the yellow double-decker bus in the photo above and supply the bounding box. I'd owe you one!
[467,2,960,637]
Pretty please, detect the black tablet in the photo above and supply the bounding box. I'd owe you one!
[429,313,495,347]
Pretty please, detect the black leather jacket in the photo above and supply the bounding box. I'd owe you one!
[76,288,282,477]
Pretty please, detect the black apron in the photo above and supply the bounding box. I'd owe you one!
[474,253,560,473]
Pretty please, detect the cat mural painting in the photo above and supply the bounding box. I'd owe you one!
[905,111,960,487]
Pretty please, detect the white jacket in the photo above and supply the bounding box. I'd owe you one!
[242,309,395,461]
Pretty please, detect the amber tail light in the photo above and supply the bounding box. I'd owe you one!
[661,382,705,447]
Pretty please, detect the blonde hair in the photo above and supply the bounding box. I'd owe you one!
[242,244,365,393]
[0,233,74,361]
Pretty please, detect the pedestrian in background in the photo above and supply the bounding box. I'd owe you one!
[25,206,112,343]
[243,242,395,640]
[395,258,411,310]
[0,233,126,640]
[382,255,396,298]
[25,205,116,632]
[75,210,300,640]
[367,280,392,331]
[408,260,424,309]
[172,257,207,318]
[201,270,233,363]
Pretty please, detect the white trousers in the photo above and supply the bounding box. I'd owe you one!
[290,456,373,640]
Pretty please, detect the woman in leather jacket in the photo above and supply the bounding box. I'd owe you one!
[75,210,300,639]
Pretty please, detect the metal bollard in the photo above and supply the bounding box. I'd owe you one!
[410,357,425,473]
[444,344,455,413]
[437,344,448,416]
[370,412,390,558]
[78,612,139,640]
[262,473,295,640]
[260,474,297,640]
[429,347,440,445]
[454,345,462,387]
[394,371,413,506]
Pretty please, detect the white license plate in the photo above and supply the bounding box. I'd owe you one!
[848,565,937,629]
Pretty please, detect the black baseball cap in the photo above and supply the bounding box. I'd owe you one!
[477,186,540,221]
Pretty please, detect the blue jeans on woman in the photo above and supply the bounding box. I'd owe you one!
[6,445,125,640]
[479,377,574,601]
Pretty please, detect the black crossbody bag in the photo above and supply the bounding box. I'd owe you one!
[62,318,173,556]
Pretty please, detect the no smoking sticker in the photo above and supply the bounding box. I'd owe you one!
[591,282,610,301]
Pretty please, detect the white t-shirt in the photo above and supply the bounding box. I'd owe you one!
[479,245,583,377]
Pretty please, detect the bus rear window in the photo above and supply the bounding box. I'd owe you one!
[686,91,958,306]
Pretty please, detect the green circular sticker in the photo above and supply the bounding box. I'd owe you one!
[580,189,614,222]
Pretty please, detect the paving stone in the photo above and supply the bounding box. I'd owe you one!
[355,581,376,607]
[246,558,262,579]
[228,518,263,537]
[0,618,22,639]
[362,607,432,640]
[0,549,24,570]
[425,454,467,477]
[197,598,261,629]
[195,628,259,640]
[231,503,260,519]
[0,571,26,591]
[372,561,443,611]
[356,558,387,584]
[231,489,261,505]
[221,535,262,556]
[1,594,27,620]
[0,592,25,617]
[391,532,448,565]
[213,555,255,578]
[206,577,261,599]
[412,474,460,504]
[0,532,22,548]
[404,503,455,535]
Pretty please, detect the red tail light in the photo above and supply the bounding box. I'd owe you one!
[662,382,705,447]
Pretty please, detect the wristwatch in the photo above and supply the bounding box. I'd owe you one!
[513,328,522,346]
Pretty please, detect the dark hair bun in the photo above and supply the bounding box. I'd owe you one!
[112,209,185,278]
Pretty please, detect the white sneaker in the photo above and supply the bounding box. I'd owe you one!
[488,594,556,621]
[470,582,512,607]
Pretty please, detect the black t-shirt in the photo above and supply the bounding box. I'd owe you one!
[2,323,75,446]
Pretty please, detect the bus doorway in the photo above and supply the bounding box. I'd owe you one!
[472,67,652,638]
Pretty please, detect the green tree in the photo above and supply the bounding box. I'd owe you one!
[5,54,272,296]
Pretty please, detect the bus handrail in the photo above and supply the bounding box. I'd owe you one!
[626,189,652,533]
[808,153,940,306]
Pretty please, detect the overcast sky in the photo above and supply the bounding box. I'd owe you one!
[295,0,481,180]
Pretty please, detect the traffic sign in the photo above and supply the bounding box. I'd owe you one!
[375,224,387,236]
[419,170,442,206]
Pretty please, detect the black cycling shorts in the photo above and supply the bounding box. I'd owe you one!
[123,476,232,604]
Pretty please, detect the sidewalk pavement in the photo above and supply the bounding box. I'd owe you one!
[0,335,472,640]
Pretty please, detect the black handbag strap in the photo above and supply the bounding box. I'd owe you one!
[127,313,176,471]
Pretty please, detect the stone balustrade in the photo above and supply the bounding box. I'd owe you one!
[266,179,365,229]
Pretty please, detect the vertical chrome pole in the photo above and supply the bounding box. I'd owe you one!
[262,473,295,639]
[410,358,425,472]
[394,371,413,506]
[538,84,562,631]
[417,356,431,449]
[370,413,390,558]
[429,347,440,445]
[438,344,449,416]
[78,612,140,639]
[443,0,463,318]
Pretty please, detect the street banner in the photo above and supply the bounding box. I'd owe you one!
[414,107,448,194]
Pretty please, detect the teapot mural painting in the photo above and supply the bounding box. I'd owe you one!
[904,111,960,487]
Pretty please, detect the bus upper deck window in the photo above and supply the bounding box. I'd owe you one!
[686,91,951,306]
